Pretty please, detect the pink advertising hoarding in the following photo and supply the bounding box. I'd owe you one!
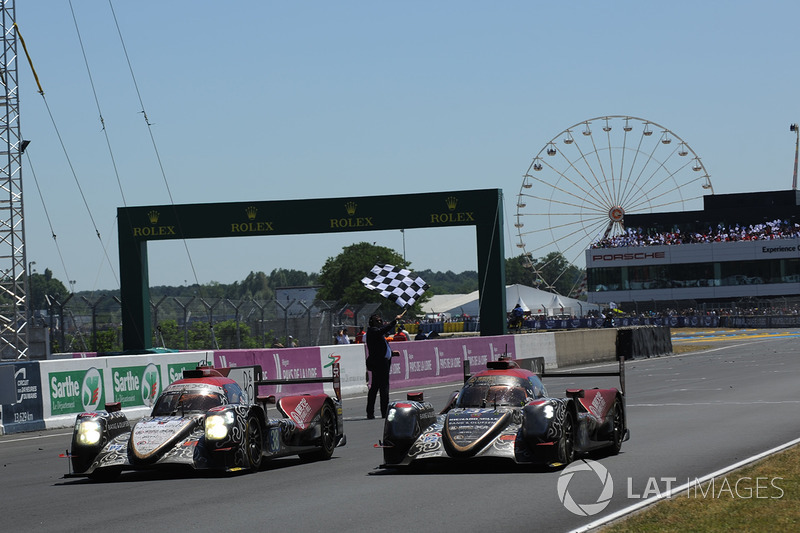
[214,348,325,396]
[386,335,516,389]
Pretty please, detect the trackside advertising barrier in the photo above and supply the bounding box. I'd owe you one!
[1,328,646,435]
[386,334,538,388]
[40,350,215,431]
[213,344,368,399]
[0,361,46,434]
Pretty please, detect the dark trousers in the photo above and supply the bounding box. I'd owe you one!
[367,358,391,418]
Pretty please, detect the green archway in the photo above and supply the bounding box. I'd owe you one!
[118,188,506,351]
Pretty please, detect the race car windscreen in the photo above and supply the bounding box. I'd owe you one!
[457,376,532,408]
[151,390,224,416]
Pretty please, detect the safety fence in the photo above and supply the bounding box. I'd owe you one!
[29,296,382,356]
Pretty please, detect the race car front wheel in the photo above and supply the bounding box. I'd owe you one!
[245,416,264,471]
[555,411,575,466]
[608,402,624,455]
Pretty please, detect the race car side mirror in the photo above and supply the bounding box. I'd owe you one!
[407,391,424,402]
[566,389,585,399]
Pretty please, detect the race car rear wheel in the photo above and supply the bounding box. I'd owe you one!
[555,411,575,465]
[300,403,336,462]
[608,402,624,455]
[245,415,264,471]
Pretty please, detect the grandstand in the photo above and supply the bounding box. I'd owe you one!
[585,189,800,309]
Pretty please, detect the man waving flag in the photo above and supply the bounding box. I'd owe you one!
[361,264,429,308]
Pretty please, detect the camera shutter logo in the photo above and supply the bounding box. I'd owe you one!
[557,459,614,516]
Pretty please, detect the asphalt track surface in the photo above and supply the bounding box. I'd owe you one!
[2,329,798,533]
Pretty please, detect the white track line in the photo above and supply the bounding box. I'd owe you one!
[0,431,72,444]
[568,436,800,533]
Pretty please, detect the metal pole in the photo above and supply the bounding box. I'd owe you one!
[791,124,799,190]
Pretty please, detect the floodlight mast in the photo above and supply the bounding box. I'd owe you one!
[791,123,799,190]
[0,0,31,360]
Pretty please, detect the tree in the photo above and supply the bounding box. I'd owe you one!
[29,268,69,309]
[267,268,314,290]
[416,269,478,295]
[505,256,537,287]
[505,252,585,297]
[214,319,258,349]
[234,271,274,300]
[316,242,426,315]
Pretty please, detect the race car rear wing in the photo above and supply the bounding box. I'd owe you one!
[186,362,342,401]
[254,362,342,401]
[516,356,626,395]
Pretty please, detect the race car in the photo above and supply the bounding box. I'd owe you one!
[378,356,628,468]
[66,363,345,480]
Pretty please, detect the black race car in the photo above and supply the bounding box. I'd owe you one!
[66,363,345,480]
[378,356,628,467]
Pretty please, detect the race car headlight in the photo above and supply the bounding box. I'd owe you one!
[76,420,102,445]
[205,411,234,440]
[386,408,396,421]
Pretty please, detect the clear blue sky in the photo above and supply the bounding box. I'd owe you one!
[16,1,800,293]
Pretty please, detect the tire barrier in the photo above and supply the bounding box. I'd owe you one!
[616,326,672,360]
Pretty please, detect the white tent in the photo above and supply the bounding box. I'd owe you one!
[549,294,566,316]
[422,284,599,317]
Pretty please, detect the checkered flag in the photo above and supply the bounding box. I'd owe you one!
[361,264,429,308]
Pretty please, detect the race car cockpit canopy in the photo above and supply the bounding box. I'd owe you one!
[457,375,543,408]
[151,389,225,416]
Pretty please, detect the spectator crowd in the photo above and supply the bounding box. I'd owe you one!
[591,219,800,248]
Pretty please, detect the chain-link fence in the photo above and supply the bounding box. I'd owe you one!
[27,293,800,357]
[38,295,381,354]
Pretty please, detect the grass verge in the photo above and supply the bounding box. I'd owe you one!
[600,443,799,532]
[601,336,798,532]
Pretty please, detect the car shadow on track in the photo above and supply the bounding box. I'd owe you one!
[368,459,556,476]
[54,456,337,485]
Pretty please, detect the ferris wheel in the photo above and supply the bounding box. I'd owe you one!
[515,115,713,295]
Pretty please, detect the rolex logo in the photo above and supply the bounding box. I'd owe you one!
[345,201,357,216]
[148,210,160,224]
[445,196,458,211]
[246,206,258,220]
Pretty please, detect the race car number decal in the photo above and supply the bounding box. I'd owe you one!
[268,427,281,453]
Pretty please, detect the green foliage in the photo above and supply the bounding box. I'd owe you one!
[505,255,537,286]
[187,321,215,350]
[213,319,259,349]
[416,269,478,295]
[29,268,69,309]
[64,327,122,353]
[316,242,427,316]
[35,250,589,352]
[267,268,318,290]
[154,319,182,348]
[94,328,122,353]
[506,252,584,296]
